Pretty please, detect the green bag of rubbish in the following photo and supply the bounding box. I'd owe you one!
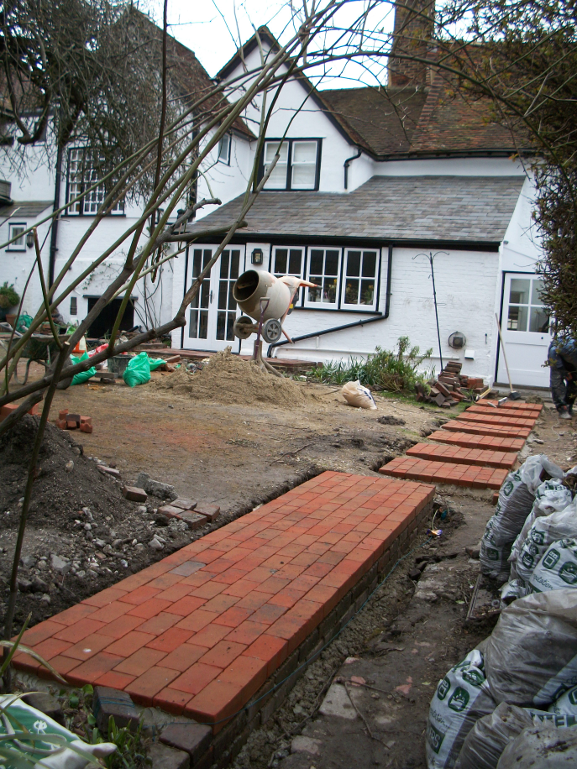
[123,351,151,387]
[71,352,96,385]
[15,313,32,333]
[149,357,166,372]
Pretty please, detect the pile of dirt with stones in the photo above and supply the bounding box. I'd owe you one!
[0,416,196,631]
[151,347,321,407]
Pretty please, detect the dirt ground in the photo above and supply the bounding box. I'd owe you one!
[3,354,575,768]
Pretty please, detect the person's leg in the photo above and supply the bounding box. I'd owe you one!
[551,367,571,417]
[567,379,577,415]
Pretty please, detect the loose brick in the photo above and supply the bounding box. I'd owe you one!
[93,686,139,732]
[178,511,208,530]
[122,486,147,503]
[160,722,212,762]
[172,499,197,511]
[148,743,190,769]
[195,504,220,522]
[98,466,120,478]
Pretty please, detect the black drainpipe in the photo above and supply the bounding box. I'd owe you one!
[268,244,393,358]
[344,147,362,190]
[48,142,64,287]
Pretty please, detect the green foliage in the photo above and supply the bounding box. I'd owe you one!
[0,282,20,309]
[87,715,151,769]
[308,337,433,394]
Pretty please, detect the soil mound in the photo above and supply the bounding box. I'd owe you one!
[151,348,319,407]
[0,416,134,531]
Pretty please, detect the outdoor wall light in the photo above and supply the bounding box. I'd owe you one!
[251,248,264,265]
[26,232,34,249]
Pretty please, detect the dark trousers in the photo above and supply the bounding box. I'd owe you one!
[551,367,577,412]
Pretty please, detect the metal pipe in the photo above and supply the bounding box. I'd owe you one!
[344,147,362,190]
[267,244,393,357]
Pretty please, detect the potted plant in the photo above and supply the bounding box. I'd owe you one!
[0,282,20,323]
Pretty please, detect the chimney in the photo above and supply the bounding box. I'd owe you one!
[389,0,435,88]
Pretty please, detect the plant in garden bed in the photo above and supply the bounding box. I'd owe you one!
[0,282,20,309]
[307,337,434,394]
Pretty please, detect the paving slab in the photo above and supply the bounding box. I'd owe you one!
[406,442,517,469]
[379,457,508,489]
[13,471,433,731]
[466,405,541,420]
[428,430,524,453]
[457,412,537,429]
[477,400,542,413]
[440,420,532,439]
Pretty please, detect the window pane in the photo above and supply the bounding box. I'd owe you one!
[218,134,230,161]
[507,304,528,331]
[509,278,530,305]
[307,285,322,303]
[216,311,226,340]
[360,280,375,305]
[218,280,227,310]
[323,278,337,303]
[189,309,199,337]
[529,306,549,333]
[362,251,377,277]
[265,142,288,162]
[264,162,287,188]
[346,251,361,277]
[220,250,229,278]
[292,142,317,162]
[531,279,545,306]
[291,165,315,188]
[288,249,302,275]
[325,250,339,276]
[310,249,323,275]
[345,279,359,304]
[230,250,240,279]
[274,248,288,274]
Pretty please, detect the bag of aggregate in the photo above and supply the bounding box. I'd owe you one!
[0,693,116,768]
[508,480,573,580]
[480,457,563,582]
[426,649,496,769]
[341,380,377,410]
[496,722,577,769]
[500,578,530,605]
[484,589,577,707]
[516,501,577,583]
[454,702,533,769]
[529,538,577,594]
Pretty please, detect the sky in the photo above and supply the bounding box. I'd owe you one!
[144,0,396,87]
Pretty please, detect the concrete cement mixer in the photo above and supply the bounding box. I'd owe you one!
[232,269,317,344]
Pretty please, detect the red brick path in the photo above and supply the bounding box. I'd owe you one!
[379,456,508,489]
[428,430,524,452]
[14,472,433,728]
[406,442,518,469]
[441,420,532,438]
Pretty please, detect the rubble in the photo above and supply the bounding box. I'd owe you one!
[415,361,485,408]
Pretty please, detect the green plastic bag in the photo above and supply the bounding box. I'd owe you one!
[123,351,151,387]
[71,352,96,385]
[149,357,166,371]
[15,313,32,333]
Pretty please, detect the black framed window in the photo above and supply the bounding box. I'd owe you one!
[341,249,378,310]
[218,134,231,165]
[66,148,124,216]
[262,139,321,191]
[7,223,26,251]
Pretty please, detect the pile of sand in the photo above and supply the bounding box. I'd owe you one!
[151,348,319,407]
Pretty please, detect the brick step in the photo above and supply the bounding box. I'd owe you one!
[478,400,542,413]
[379,457,508,489]
[441,420,532,439]
[458,412,537,428]
[466,405,540,421]
[13,472,434,731]
[406,442,518,469]
[428,430,525,452]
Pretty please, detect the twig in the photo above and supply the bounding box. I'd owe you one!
[344,682,377,741]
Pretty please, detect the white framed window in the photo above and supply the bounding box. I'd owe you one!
[305,247,341,308]
[7,223,26,251]
[66,148,124,216]
[262,138,321,191]
[507,276,549,333]
[218,134,231,165]
[341,249,378,310]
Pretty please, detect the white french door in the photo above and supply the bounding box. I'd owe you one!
[497,273,551,387]
[184,246,244,351]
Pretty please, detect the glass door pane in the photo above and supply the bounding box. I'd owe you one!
[188,249,212,339]
[216,249,240,341]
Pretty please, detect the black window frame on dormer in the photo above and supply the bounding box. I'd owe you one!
[258,138,322,191]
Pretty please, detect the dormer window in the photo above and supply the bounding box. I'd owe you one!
[218,134,231,165]
[262,139,321,191]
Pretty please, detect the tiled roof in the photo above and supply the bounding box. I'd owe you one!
[188,175,525,244]
[0,201,53,217]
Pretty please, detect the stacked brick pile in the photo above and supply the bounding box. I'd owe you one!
[380,399,542,490]
[416,361,486,408]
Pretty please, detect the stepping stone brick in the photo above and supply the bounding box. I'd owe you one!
[406,442,517,469]
[467,405,540,421]
[457,412,537,429]
[148,743,190,769]
[13,472,433,732]
[194,504,220,522]
[160,722,212,761]
[478,400,542,413]
[178,511,208,529]
[172,499,197,511]
[93,686,139,732]
[379,457,508,489]
[122,486,148,502]
[428,430,524,453]
[441,420,531,439]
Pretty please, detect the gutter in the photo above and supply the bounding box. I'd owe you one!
[267,244,393,358]
[48,142,63,287]
[344,147,362,190]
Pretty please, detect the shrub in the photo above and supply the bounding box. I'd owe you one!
[308,337,433,394]
[0,282,20,309]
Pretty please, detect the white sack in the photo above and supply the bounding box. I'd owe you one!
[341,380,377,410]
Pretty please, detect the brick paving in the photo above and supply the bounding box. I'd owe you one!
[456,412,537,429]
[477,400,542,413]
[13,472,434,728]
[466,405,540,420]
[406,442,518,469]
[379,456,508,489]
[428,430,525,452]
[441,420,532,438]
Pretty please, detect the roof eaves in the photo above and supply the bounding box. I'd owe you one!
[216,26,280,82]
